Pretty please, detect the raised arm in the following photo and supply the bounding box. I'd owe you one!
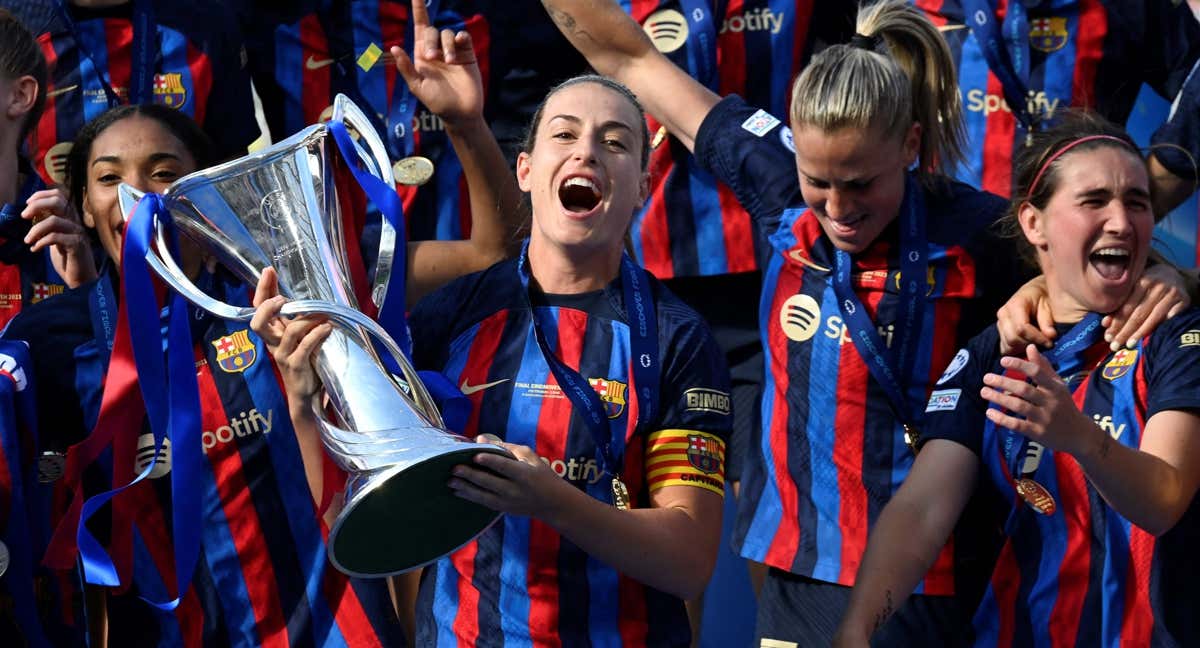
[834,440,979,646]
[398,0,523,306]
[539,0,719,152]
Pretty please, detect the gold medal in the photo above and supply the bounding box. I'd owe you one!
[392,156,435,186]
[903,424,921,455]
[611,476,631,510]
[650,125,668,150]
[0,539,8,578]
[1015,478,1057,515]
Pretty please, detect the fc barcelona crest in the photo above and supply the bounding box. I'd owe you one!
[1102,348,1138,381]
[588,377,628,419]
[153,73,188,109]
[687,434,721,474]
[1029,17,1068,53]
[212,329,257,373]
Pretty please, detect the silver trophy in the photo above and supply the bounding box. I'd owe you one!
[117,95,508,577]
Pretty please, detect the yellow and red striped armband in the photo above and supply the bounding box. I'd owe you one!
[645,429,726,496]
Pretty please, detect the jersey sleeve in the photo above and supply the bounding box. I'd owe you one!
[643,301,733,497]
[1145,1,1200,180]
[693,95,804,239]
[1144,309,1200,417]
[919,326,1003,458]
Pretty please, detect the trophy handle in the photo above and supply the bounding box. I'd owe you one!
[331,93,399,311]
[116,184,443,425]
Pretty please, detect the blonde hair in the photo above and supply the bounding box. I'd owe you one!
[789,0,965,182]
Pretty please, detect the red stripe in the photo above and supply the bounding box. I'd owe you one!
[33,37,60,185]
[460,312,509,436]
[980,72,1015,196]
[990,540,1021,648]
[1047,381,1094,648]
[1120,357,1154,644]
[195,363,289,648]
[914,0,949,27]
[617,573,648,645]
[449,539,482,643]
[762,240,806,568]
[104,19,133,102]
[300,15,332,128]
[1069,0,1107,108]
[320,564,379,647]
[717,0,746,97]
[638,119,674,275]
[717,181,757,273]
[185,44,212,125]
[791,1,814,98]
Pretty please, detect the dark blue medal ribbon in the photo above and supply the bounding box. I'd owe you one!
[88,273,118,371]
[516,241,659,505]
[54,0,158,107]
[0,342,52,646]
[327,118,469,432]
[829,176,928,448]
[962,0,1038,136]
[75,194,203,611]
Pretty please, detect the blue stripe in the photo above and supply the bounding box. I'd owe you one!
[195,457,261,645]
[494,318,550,647]
[127,530,185,646]
[352,1,387,116]
[766,0,795,117]
[76,19,114,124]
[159,28,194,118]
[431,556,462,648]
[686,162,728,275]
[807,284,843,582]
[1042,13,1078,119]
[275,24,305,140]
[956,31,989,189]
[1023,453,1068,648]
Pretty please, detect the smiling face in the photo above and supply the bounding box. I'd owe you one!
[517,82,648,271]
[81,115,197,264]
[793,122,919,254]
[1019,146,1152,319]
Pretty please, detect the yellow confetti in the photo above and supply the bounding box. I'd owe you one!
[357,43,383,71]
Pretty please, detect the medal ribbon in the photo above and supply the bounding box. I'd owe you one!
[0,342,51,646]
[327,118,469,432]
[59,195,202,610]
[86,272,118,377]
[516,241,660,496]
[961,0,1037,134]
[53,0,158,107]
[829,175,928,431]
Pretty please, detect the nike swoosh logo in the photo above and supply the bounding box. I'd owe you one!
[460,378,510,395]
[306,56,336,70]
[788,249,831,273]
[46,84,79,99]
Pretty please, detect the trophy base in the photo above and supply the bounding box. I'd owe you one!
[327,445,509,577]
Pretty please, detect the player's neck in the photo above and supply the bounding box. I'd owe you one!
[527,236,620,295]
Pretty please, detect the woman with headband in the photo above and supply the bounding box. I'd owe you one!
[836,112,1200,647]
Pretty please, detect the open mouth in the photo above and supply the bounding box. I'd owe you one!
[558,176,602,213]
[1089,247,1131,280]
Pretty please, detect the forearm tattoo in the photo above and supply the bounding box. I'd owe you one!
[871,590,895,633]
[541,3,598,45]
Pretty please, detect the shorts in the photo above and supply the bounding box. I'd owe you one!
[755,569,973,647]
[663,271,762,483]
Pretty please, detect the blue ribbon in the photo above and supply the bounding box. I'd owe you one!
[54,0,158,107]
[829,175,928,428]
[327,118,469,431]
[516,242,659,485]
[0,341,52,646]
[75,195,202,612]
[961,0,1037,134]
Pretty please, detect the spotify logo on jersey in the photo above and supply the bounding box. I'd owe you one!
[643,9,689,53]
[779,294,820,342]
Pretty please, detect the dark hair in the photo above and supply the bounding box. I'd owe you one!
[1002,111,1144,267]
[521,74,651,171]
[65,104,215,215]
[0,8,48,144]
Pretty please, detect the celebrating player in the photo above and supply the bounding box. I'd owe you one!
[836,112,1200,648]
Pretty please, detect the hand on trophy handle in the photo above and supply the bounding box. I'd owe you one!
[21,186,98,288]
[250,267,334,411]
[390,0,483,127]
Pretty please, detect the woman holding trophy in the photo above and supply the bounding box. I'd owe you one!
[261,69,735,646]
[3,1,522,645]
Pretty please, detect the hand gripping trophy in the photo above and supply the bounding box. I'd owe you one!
[117,95,509,577]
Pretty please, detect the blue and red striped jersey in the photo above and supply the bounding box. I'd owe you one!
[240,0,490,244]
[409,258,733,647]
[695,95,1025,590]
[26,0,258,187]
[0,158,67,330]
[616,0,854,278]
[914,0,1200,196]
[924,310,1200,646]
[4,272,404,647]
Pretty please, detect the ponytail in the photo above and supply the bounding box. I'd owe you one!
[789,0,964,183]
